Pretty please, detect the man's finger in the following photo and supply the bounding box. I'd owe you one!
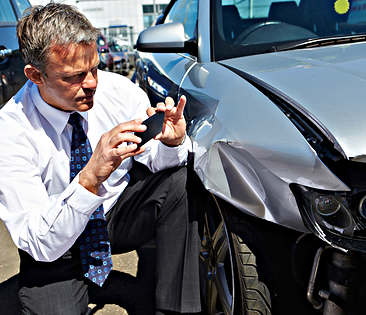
[176,95,186,118]
[146,107,156,117]
[121,145,145,158]
[110,132,142,148]
[112,143,145,157]
[154,132,162,141]
[156,102,167,112]
[165,96,174,110]
[113,119,146,134]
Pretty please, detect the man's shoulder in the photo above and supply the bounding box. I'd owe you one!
[0,81,35,134]
[97,70,146,98]
[98,69,129,85]
[93,71,150,121]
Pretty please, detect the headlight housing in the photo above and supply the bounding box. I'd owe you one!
[291,184,366,253]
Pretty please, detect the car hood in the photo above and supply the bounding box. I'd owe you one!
[220,42,366,159]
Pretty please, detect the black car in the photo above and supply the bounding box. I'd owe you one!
[0,0,31,107]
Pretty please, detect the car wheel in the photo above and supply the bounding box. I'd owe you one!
[200,194,272,315]
[231,232,272,315]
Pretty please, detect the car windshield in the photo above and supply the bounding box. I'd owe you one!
[212,0,366,60]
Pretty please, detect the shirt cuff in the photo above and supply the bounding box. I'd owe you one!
[66,175,118,216]
[158,134,191,165]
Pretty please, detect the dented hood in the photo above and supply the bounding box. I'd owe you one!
[220,42,366,159]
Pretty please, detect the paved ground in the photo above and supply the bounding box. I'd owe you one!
[0,69,156,315]
[0,215,156,314]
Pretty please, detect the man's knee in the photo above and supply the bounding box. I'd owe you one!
[154,166,189,225]
[164,166,187,201]
[18,279,89,315]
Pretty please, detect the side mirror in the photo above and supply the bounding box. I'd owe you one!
[136,22,197,55]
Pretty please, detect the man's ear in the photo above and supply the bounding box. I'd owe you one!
[24,64,44,85]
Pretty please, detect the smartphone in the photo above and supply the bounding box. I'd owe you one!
[136,111,165,148]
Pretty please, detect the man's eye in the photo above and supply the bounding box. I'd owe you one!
[64,73,85,82]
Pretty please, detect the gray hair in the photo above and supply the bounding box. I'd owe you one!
[17,3,99,73]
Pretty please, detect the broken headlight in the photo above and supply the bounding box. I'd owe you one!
[292,184,366,253]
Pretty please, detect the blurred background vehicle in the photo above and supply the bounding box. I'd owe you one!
[0,0,31,108]
[96,33,114,71]
[107,39,130,75]
[112,38,137,69]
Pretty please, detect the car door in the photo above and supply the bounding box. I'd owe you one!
[0,0,30,106]
[135,0,198,107]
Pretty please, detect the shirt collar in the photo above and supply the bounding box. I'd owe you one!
[30,82,89,135]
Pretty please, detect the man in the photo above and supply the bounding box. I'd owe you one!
[0,3,201,315]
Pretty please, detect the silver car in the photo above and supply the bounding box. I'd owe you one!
[135,0,366,314]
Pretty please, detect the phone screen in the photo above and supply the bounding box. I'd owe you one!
[136,111,165,147]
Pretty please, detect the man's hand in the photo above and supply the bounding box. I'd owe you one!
[79,119,146,194]
[146,95,187,147]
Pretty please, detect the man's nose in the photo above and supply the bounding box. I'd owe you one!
[81,71,97,90]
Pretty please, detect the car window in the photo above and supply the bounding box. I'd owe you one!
[0,1,17,24]
[223,0,300,19]
[213,0,366,61]
[164,0,198,39]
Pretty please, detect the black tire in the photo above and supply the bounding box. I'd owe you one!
[199,191,272,315]
[231,233,272,315]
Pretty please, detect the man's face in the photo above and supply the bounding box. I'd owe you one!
[38,42,100,112]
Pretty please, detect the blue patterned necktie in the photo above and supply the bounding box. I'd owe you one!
[69,113,113,287]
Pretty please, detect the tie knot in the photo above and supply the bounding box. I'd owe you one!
[69,113,87,147]
[68,113,83,131]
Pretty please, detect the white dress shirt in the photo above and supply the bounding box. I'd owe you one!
[0,70,191,262]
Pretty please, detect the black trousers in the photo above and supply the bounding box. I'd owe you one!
[17,162,201,314]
